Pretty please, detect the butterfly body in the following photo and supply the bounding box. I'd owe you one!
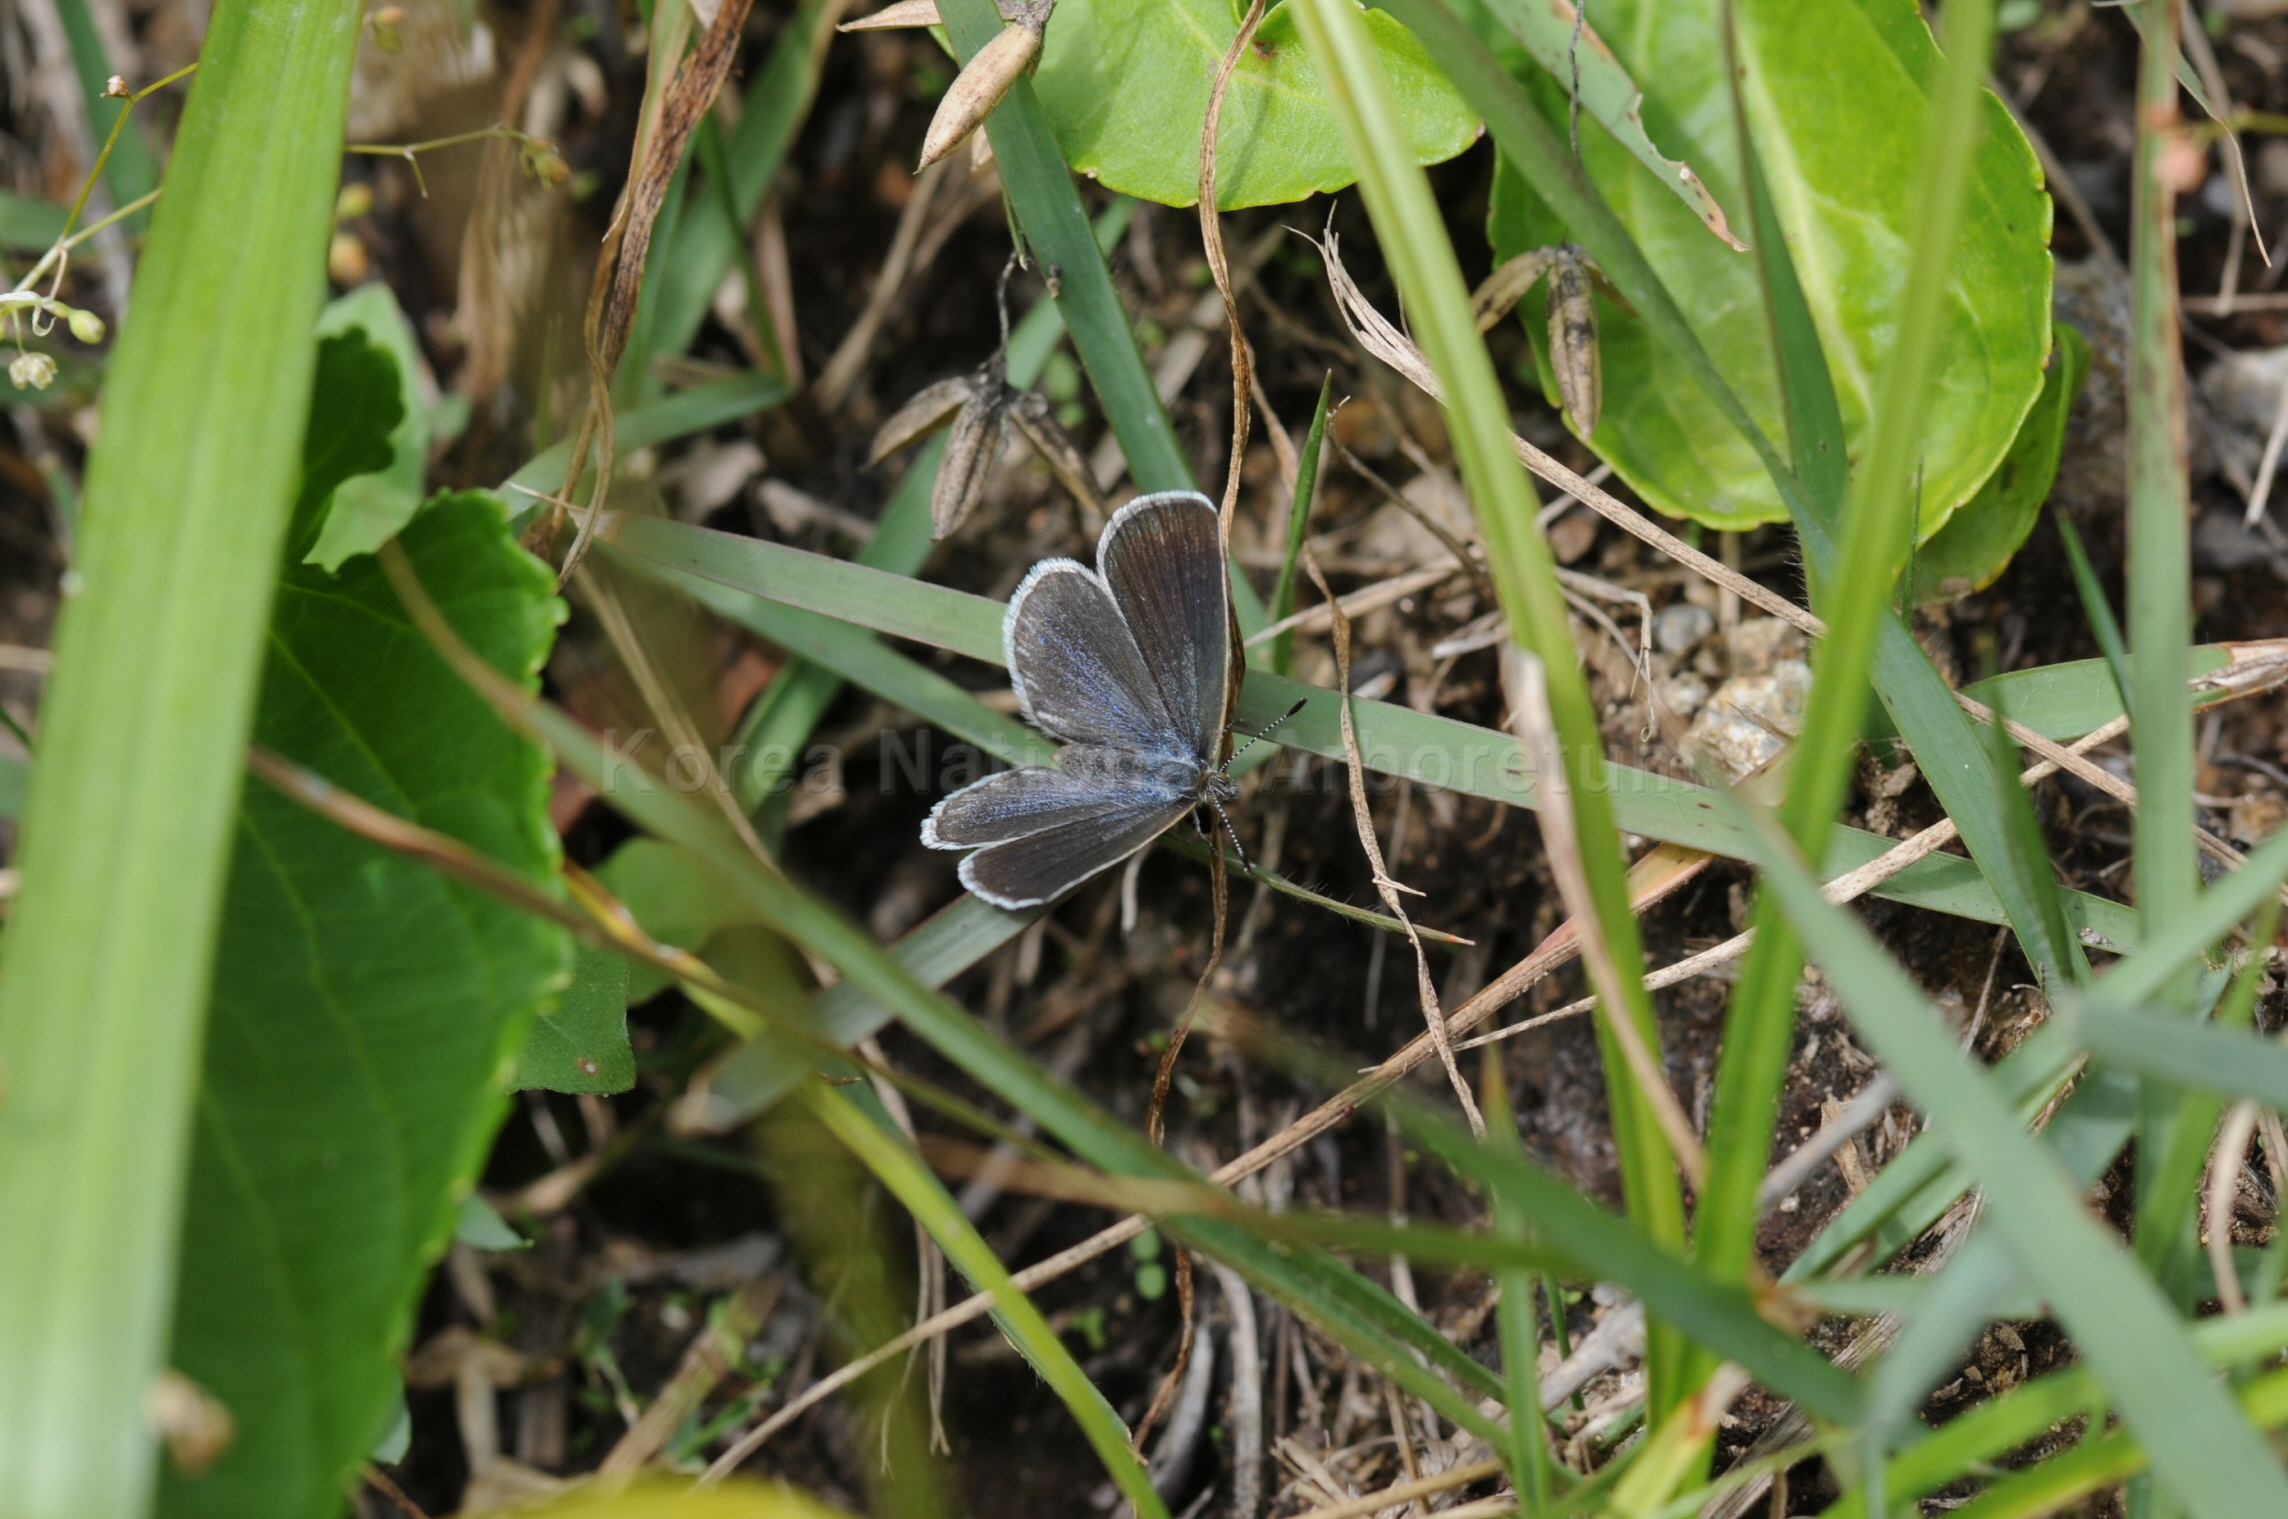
[922,490,1238,910]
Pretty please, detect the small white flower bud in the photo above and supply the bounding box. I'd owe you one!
[10,352,56,390]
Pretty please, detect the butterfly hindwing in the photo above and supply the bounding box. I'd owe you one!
[922,745,1198,849]
[957,795,1199,909]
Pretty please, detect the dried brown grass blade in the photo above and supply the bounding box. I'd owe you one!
[1305,545,1484,1135]
[1503,648,1706,1189]
[555,0,758,584]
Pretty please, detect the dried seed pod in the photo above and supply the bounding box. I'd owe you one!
[838,0,944,29]
[1546,243,1600,436]
[868,374,975,466]
[932,376,1013,539]
[916,0,1052,171]
[1469,246,1556,333]
[1008,389,1106,526]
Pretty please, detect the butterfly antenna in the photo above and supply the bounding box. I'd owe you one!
[1223,697,1309,771]
[1208,797,1253,876]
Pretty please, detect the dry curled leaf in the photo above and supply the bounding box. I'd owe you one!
[867,374,973,466]
[933,359,1015,538]
[1006,389,1106,524]
[1471,243,1601,434]
[1546,244,1601,436]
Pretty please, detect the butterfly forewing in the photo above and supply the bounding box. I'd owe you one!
[1097,492,1230,765]
[1004,562,1181,752]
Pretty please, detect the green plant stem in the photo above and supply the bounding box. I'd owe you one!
[804,1083,1168,1519]
[2125,0,2208,1316]
[1288,0,1684,1415]
[0,2,364,1508]
[1695,0,2000,1290]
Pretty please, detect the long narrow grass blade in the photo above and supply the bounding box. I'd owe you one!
[603,513,2144,949]
[0,2,363,1502]
[1732,796,2288,1518]
[805,1082,1169,1519]
[1269,374,1333,677]
[2056,514,2135,725]
[1698,0,2001,1302]
[1290,0,1689,1408]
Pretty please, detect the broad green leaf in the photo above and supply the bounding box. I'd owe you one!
[1489,0,2051,537]
[285,330,400,564]
[1907,325,2089,601]
[1033,0,1476,209]
[517,942,635,1094]
[309,284,455,572]
[162,493,570,1519]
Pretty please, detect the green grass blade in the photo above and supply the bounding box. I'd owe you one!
[1730,795,2288,1519]
[1268,374,1333,677]
[502,370,793,515]
[648,0,841,360]
[806,1083,1167,1519]
[1361,1077,1861,1422]
[601,514,2144,950]
[1735,97,1847,512]
[2056,514,2135,726]
[1980,685,2087,994]
[1290,0,1688,1410]
[2072,1005,2288,1108]
[1482,1061,1554,1513]
[1698,0,2000,1303]
[2125,0,2200,958]
[0,2,364,1504]
[2092,828,2288,1011]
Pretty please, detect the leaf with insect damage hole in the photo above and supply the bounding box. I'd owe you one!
[161,490,568,1519]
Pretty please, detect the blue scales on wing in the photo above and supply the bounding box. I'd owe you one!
[1097,492,1231,766]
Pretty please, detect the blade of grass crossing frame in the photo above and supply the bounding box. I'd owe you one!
[1288,0,1688,1414]
[1482,1057,1555,1513]
[1982,685,2085,993]
[1735,117,1847,514]
[1269,374,1333,677]
[602,511,2146,949]
[0,2,364,1504]
[395,593,1522,1448]
[1382,0,2093,1007]
[2056,513,2134,726]
[805,1082,1169,1519]
[2125,0,2206,1335]
[1729,795,2288,1519]
[1696,1,1998,1299]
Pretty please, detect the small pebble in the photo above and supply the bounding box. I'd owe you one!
[1727,615,1807,675]
[1683,659,1813,779]
[1656,672,1709,721]
[1653,600,1715,655]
